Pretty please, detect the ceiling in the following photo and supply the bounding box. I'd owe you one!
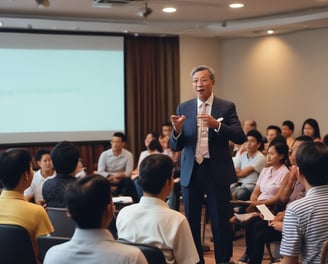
[1,0,328,38]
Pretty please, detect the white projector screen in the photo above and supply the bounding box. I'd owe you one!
[0,32,125,144]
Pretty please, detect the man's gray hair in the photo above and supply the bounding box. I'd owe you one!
[191,65,215,80]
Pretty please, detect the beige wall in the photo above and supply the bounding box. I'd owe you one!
[179,37,221,102]
[180,28,328,138]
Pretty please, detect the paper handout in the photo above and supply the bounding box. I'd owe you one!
[256,204,275,221]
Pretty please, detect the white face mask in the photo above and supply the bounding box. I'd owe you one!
[75,169,87,178]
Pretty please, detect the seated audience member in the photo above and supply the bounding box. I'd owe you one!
[133,138,163,200]
[301,117,322,142]
[116,154,199,264]
[0,148,54,258]
[160,122,182,211]
[131,132,162,180]
[262,125,282,155]
[161,122,181,164]
[44,174,147,264]
[280,141,328,264]
[233,119,257,157]
[238,142,290,264]
[42,141,79,208]
[240,136,312,264]
[24,149,56,205]
[281,120,295,149]
[159,134,173,157]
[231,129,266,202]
[249,142,290,210]
[324,134,328,145]
[73,158,87,178]
[97,132,137,201]
[243,119,257,134]
[161,121,173,139]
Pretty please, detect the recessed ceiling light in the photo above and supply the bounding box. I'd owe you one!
[229,3,244,8]
[267,29,274,34]
[162,7,176,13]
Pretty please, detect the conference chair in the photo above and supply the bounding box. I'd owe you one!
[46,207,76,237]
[37,235,70,263]
[118,238,166,264]
[0,224,37,264]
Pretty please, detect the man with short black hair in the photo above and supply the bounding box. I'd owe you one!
[0,148,54,258]
[24,148,56,205]
[117,154,199,264]
[42,141,79,207]
[97,132,137,200]
[280,141,328,263]
[281,120,295,149]
[44,174,147,264]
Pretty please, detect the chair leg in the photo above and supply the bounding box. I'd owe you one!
[265,242,275,263]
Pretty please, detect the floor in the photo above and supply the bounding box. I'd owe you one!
[178,201,275,264]
[201,214,275,264]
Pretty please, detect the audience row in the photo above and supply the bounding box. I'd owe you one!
[0,116,327,264]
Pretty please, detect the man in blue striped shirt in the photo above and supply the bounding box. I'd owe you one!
[280,141,328,264]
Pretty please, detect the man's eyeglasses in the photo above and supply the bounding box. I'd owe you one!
[192,79,210,84]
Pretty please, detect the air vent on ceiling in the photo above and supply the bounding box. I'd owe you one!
[93,0,135,8]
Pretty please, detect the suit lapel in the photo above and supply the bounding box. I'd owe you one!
[211,97,221,118]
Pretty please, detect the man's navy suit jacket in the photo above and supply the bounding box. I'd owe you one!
[170,96,246,187]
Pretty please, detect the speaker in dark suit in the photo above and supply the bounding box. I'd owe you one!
[170,65,246,264]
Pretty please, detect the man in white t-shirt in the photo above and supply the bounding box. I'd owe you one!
[24,149,56,205]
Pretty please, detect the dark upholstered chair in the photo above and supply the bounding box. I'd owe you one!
[37,235,70,263]
[0,224,37,264]
[46,207,76,237]
[117,238,166,264]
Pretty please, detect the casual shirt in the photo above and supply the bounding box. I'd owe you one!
[97,148,133,177]
[24,169,56,202]
[117,196,199,264]
[256,165,289,201]
[0,190,54,256]
[42,174,76,208]
[44,228,147,264]
[280,185,328,263]
[233,150,266,185]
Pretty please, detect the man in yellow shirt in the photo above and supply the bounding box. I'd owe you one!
[0,148,54,259]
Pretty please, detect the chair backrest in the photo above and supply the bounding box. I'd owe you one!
[117,239,166,264]
[46,207,76,237]
[37,235,70,263]
[321,240,328,264]
[0,224,37,264]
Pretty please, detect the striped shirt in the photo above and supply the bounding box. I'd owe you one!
[280,185,328,263]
